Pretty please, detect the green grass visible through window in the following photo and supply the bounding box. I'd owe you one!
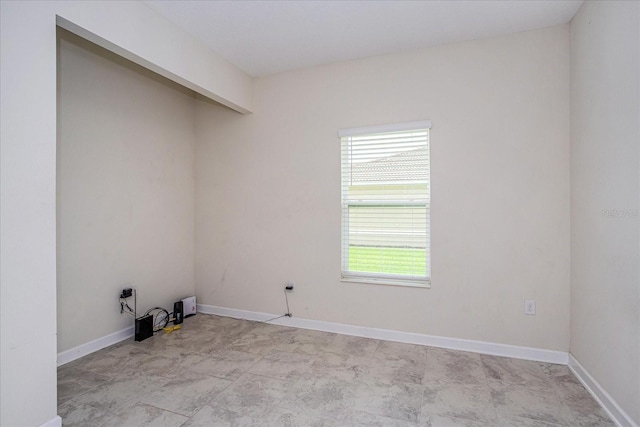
[349,246,426,276]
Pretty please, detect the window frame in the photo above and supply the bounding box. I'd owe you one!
[339,121,431,288]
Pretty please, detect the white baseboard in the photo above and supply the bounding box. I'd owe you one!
[197,304,568,365]
[57,326,134,367]
[39,415,62,427]
[568,354,638,427]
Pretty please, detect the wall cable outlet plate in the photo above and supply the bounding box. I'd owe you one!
[524,299,536,315]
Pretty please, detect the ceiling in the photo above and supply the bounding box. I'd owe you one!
[146,0,583,77]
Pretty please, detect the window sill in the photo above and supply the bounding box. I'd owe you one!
[341,276,431,289]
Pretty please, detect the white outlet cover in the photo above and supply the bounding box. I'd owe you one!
[524,299,536,315]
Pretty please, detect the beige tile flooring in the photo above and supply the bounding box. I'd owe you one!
[58,314,614,426]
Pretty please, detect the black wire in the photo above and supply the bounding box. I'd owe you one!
[120,299,135,316]
[284,289,291,316]
[143,307,170,332]
[119,297,172,332]
[262,314,288,323]
[262,289,292,323]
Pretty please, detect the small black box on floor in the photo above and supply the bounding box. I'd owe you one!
[173,300,184,325]
[135,314,153,341]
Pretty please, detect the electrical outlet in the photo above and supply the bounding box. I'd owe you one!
[524,299,536,315]
[285,281,294,291]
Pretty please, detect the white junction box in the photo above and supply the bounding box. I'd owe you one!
[524,299,536,315]
[182,296,197,317]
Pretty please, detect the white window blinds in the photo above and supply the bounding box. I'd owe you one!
[340,121,431,286]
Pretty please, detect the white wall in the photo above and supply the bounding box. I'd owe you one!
[57,30,196,352]
[570,1,640,424]
[195,25,571,352]
[0,2,249,425]
[0,3,59,425]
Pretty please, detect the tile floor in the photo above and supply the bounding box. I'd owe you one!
[58,314,614,426]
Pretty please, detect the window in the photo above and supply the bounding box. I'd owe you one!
[340,121,431,287]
